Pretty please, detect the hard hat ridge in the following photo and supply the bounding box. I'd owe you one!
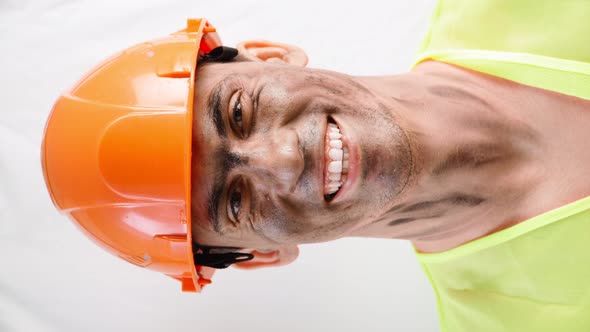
[42,18,226,292]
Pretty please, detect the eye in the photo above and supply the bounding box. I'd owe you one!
[233,98,243,129]
[231,93,244,136]
[228,89,252,138]
[228,187,242,223]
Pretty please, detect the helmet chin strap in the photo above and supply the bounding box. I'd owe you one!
[193,245,254,269]
[201,46,238,62]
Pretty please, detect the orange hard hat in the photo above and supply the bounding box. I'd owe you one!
[42,19,227,292]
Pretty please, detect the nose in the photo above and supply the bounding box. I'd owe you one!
[237,129,304,193]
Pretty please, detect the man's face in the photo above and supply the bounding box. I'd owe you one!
[191,60,411,250]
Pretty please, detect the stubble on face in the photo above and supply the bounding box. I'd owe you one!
[191,61,413,248]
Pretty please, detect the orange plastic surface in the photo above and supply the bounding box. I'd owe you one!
[41,18,221,292]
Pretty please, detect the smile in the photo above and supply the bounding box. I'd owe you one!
[324,118,350,200]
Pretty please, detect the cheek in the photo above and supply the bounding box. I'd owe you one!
[264,82,289,103]
[256,80,293,130]
[255,192,326,243]
[255,199,294,243]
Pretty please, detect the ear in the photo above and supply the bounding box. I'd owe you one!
[233,245,299,270]
[236,40,308,67]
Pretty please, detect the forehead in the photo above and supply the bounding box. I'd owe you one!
[190,64,226,236]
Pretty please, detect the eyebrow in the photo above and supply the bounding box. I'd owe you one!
[208,80,227,138]
[206,146,245,234]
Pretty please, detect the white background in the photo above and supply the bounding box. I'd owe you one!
[0,0,439,331]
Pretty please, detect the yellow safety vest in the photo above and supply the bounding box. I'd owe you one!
[413,1,590,331]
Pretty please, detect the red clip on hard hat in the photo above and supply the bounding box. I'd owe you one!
[42,19,221,292]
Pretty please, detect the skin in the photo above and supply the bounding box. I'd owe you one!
[191,54,590,262]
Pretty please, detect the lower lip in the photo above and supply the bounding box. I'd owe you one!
[330,119,359,203]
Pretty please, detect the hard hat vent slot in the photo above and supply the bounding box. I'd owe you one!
[119,253,152,267]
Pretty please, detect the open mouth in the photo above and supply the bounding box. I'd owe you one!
[324,117,349,201]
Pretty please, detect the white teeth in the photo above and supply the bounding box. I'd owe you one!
[329,140,342,149]
[328,149,343,160]
[329,183,341,189]
[324,121,351,197]
[329,173,341,181]
[328,132,342,139]
[328,161,342,173]
[327,180,342,190]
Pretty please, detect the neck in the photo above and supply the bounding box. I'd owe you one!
[351,61,545,252]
